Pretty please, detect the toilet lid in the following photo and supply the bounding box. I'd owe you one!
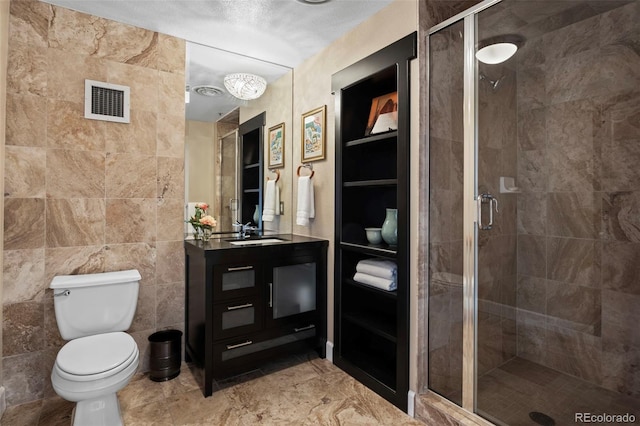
[57,332,137,376]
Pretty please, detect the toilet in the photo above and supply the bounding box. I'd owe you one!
[50,269,141,426]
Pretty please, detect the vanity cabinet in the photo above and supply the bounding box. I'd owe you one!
[332,33,416,411]
[184,235,328,397]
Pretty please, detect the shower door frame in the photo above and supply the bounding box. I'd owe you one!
[427,0,502,413]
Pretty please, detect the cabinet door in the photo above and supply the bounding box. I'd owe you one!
[213,263,262,301]
[266,256,318,328]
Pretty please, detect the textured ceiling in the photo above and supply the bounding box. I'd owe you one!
[41,0,396,121]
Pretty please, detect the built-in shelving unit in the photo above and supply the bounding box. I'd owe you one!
[239,112,265,228]
[332,32,416,411]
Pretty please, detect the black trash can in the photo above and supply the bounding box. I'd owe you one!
[148,329,182,382]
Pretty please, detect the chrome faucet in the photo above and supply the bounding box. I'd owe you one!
[233,221,258,239]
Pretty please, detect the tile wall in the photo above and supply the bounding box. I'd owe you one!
[514,0,640,398]
[2,0,185,407]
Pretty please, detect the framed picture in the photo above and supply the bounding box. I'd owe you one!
[267,122,285,169]
[301,105,326,162]
[365,92,398,136]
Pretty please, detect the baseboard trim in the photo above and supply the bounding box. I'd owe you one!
[408,389,416,417]
[325,341,334,362]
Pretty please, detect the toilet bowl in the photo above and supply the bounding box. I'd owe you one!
[51,332,139,425]
[49,270,141,426]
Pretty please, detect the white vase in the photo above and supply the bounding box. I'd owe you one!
[253,204,260,224]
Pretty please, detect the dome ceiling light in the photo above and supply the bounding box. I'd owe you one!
[223,73,267,100]
[475,35,524,65]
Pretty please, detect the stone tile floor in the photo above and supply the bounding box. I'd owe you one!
[1,353,425,425]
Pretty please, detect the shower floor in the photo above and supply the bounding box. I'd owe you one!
[476,357,639,425]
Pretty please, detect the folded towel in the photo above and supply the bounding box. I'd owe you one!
[356,259,397,280]
[353,272,397,291]
[296,176,315,226]
[262,179,280,222]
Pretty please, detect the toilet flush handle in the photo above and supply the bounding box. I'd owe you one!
[54,289,71,297]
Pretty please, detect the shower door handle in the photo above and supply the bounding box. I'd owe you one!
[477,193,499,231]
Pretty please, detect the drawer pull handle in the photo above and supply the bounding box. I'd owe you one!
[226,340,253,350]
[227,265,253,272]
[294,324,316,332]
[268,283,273,308]
[227,303,253,311]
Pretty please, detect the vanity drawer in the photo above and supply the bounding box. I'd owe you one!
[213,325,317,378]
[212,298,263,340]
[213,263,262,300]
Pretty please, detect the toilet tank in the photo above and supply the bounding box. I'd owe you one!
[50,269,141,340]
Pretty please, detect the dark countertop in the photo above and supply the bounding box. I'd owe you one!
[184,233,328,252]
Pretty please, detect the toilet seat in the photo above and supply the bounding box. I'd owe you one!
[55,332,138,382]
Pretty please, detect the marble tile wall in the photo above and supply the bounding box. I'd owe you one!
[514,0,640,399]
[2,0,185,407]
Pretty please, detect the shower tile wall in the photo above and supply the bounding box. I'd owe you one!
[3,0,185,407]
[514,1,640,399]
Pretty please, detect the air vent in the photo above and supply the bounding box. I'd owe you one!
[84,79,130,123]
[192,85,225,97]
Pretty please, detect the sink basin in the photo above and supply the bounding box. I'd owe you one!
[228,238,286,246]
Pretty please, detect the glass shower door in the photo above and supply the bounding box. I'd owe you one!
[474,1,640,425]
[427,18,466,407]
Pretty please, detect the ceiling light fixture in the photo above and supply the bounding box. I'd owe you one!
[475,35,523,65]
[296,0,331,4]
[223,73,267,100]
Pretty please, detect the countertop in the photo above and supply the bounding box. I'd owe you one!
[184,233,328,252]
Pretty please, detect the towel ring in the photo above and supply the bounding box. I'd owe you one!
[267,169,280,182]
[297,164,314,178]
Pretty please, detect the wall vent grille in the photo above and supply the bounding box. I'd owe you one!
[84,79,130,123]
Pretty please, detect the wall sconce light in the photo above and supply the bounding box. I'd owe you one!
[224,73,267,100]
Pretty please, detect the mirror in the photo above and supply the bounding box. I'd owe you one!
[184,42,293,235]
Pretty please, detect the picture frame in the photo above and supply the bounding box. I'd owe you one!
[365,92,398,136]
[267,122,285,169]
[301,105,326,163]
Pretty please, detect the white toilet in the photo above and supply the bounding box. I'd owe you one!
[50,269,141,426]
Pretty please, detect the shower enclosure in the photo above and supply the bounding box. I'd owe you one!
[215,129,240,231]
[427,0,640,424]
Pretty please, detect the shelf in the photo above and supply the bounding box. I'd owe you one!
[343,313,396,343]
[333,32,415,412]
[243,189,260,193]
[244,163,260,170]
[345,131,397,147]
[343,179,397,188]
[344,278,397,300]
[340,242,397,257]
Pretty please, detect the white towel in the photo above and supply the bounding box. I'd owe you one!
[353,272,397,291]
[296,176,315,226]
[262,180,280,222]
[356,259,397,280]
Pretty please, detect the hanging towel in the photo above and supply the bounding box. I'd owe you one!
[262,179,280,222]
[296,176,315,226]
[353,272,397,291]
[356,259,397,280]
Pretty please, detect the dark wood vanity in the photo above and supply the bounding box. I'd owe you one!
[184,234,328,397]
